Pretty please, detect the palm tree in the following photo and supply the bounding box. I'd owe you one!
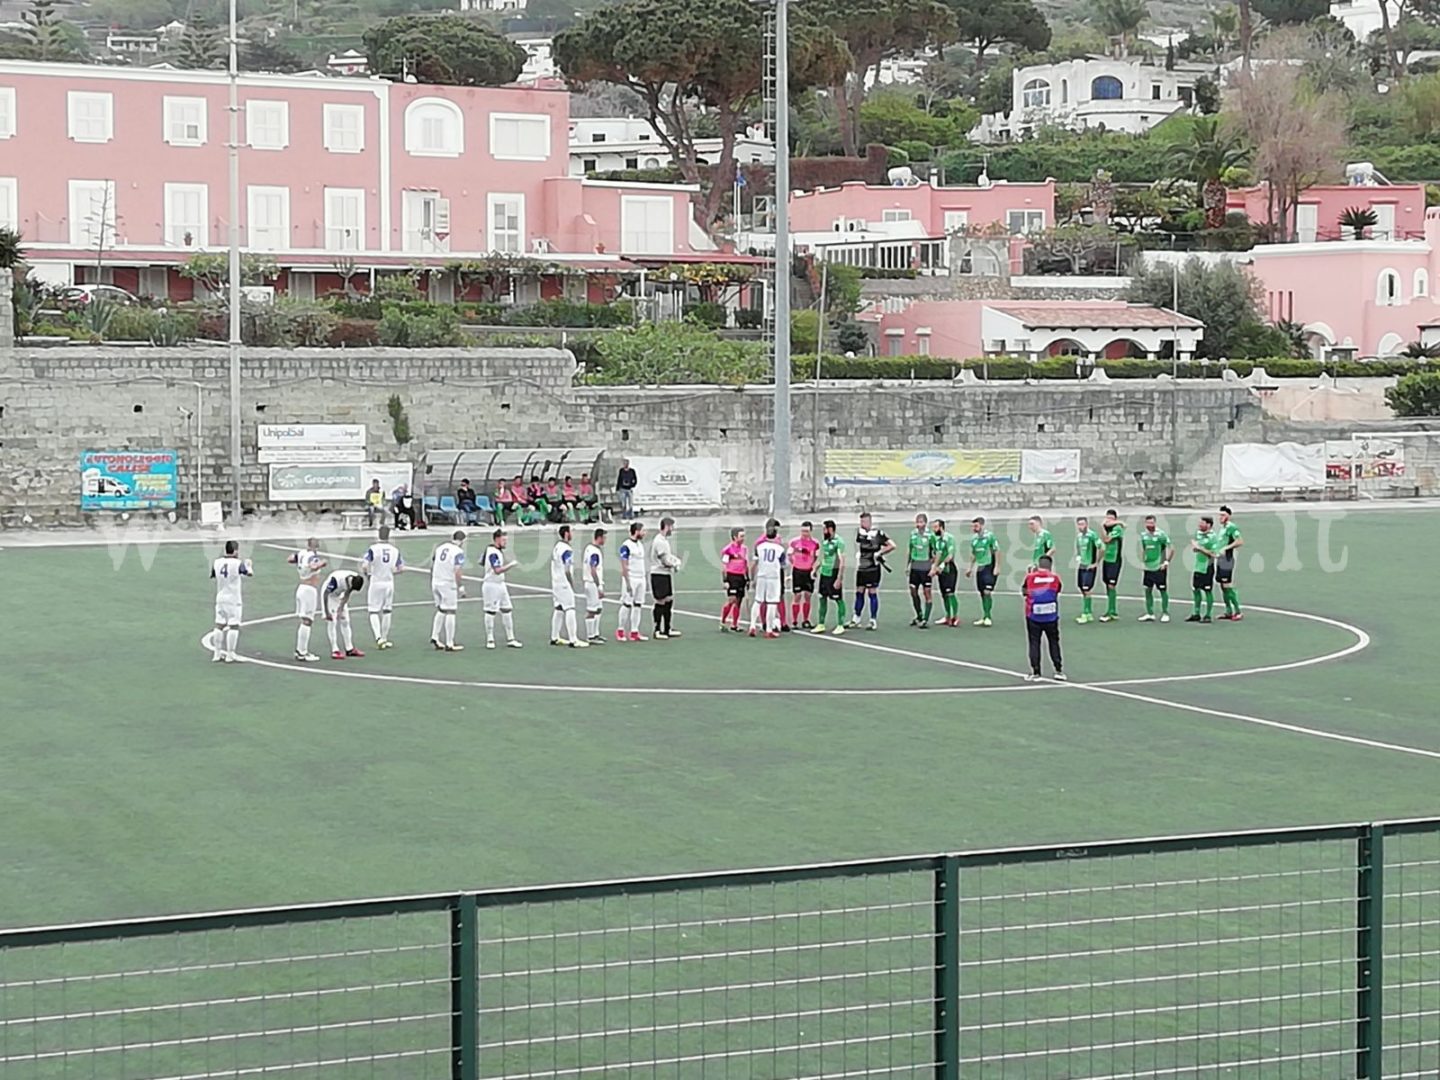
[0,226,22,270]
[1172,118,1249,231]
[1091,0,1149,54]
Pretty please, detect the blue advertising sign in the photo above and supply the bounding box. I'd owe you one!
[80,450,179,511]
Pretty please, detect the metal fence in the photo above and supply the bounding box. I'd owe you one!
[1,818,1437,1079]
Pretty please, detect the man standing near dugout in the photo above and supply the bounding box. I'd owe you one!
[1022,556,1066,681]
[1216,505,1245,621]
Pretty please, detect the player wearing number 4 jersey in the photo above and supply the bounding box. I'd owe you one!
[210,540,253,663]
[362,526,403,648]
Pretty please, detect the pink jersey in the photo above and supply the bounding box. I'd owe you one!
[789,535,819,571]
[722,542,749,575]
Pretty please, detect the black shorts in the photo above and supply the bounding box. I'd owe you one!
[725,572,748,599]
[938,565,959,595]
[650,573,673,602]
[975,565,997,593]
[908,567,932,588]
[856,566,882,590]
[1077,567,1097,592]
[1143,568,1169,590]
[1102,560,1122,587]
[1216,555,1235,584]
[1193,567,1215,591]
[792,568,815,593]
[819,573,842,600]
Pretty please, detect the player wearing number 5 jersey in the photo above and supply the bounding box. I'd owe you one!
[748,519,788,638]
[430,531,466,652]
[210,540,253,663]
[362,525,403,649]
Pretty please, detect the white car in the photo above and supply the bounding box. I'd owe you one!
[59,284,140,310]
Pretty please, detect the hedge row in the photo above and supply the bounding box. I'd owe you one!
[788,356,1440,381]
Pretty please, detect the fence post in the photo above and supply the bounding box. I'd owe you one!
[934,855,960,1080]
[1356,824,1385,1079]
[451,893,479,1080]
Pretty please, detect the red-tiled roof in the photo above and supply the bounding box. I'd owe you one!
[987,302,1204,329]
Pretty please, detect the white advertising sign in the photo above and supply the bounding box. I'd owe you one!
[257,424,367,450]
[1020,449,1081,485]
[629,457,724,509]
[1220,443,1326,491]
[268,462,412,502]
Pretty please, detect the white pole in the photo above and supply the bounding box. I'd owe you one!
[810,259,826,510]
[227,0,243,523]
[772,0,792,518]
[1171,259,1179,377]
[196,382,203,510]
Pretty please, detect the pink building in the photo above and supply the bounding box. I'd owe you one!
[1248,208,1440,358]
[0,59,714,300]
[865,299,1203,360]
[1226,181,1428,243]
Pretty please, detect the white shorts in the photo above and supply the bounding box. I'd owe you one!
[368,580,395,614]
[482,581,512,614]
[294,584,319,620]
[755,576,782,604]
[214,600,242,626]
[553,585,576,611]
[433,583,459,611]
[621,577,647,607]
[584,582,603,612]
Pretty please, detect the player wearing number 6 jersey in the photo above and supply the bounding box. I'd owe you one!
[430,531,466,652]
[362,526,403,648]
[748,519,788,638]
[210,540,252,663]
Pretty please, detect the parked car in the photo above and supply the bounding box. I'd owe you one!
[58,285,141,310]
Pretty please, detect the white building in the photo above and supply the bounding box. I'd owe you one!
[325,49,368,76]
[971,56,1206,143]
[568,117,774,176]
[460,0,527,10]
[1330,0,1397,42]
[516,37,556,83]
[864,51,932,89]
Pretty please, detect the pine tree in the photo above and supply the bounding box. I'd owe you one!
[173,18,223,70]
[12,0,83,61]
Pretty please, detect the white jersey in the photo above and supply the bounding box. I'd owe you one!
[582,544,605,589]
[551,541,575,593]
[754,537,787,581]
[431,542,465,587]
[212,556,249,605]
[617,536,646,581]
[295,549,326,584]
[322,570,355,615]
[483,545,508,585]
[364,542,403,584]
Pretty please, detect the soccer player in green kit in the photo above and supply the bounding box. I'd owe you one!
[931,518,961,626]
[1137,514,1173,622]
[1027,516,1055,567]
[1073,516,1102,624]
[966,516,1002,626]
[1188,515,1223,623]
[811,519,848,636]
[907,513,936,629]
[1216,505,1245,621]
[1098,509,1126,622]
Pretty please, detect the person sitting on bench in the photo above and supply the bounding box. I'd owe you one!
[495,479,519,526]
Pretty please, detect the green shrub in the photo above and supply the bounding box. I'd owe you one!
[685,301,728,330]
[588,323,767,385]
[458,301,506,325]
[790,309,820,353]
[1386,370,1440,415]
[371,273,424,302]
[377,304,464,347]
[734,308,764,330]
[499,299,633,328]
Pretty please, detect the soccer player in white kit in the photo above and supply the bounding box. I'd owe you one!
[482,530,523,649]
[549,524,590,648]
[210,540,253,663]
[617,521,648,642]
[362,525,404,648]
[583,528,607,644]
[322,570,366,659]
[430,530,467,652]
[749,518,788,639]
[288,537,327,663]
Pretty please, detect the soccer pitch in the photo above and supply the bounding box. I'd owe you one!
[2,505,1437,930]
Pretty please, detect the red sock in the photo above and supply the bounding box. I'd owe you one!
[803,595,812,621]
[791,600,800,624]
[731,605,741,628]
[779,601,788,628]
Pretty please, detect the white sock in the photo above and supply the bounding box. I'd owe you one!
[484,613,496,642]
[502,611,515,641]
[432,611,444,643]
[212,629,224,658]
[587,613,599,638]
[296,623,311,655]
[552,609,564,641]
[750,602,761,630]
[632,605,644,634]
[225,628,238,655]
[341,618,353,652]
[381,612,392,640]
[619,605,629,632]
[370,613,383,642]
[565,609,578,642]
[444,612,456,647]
[328,620,340,653]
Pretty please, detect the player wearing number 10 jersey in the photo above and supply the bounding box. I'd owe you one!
[748,519,787,638]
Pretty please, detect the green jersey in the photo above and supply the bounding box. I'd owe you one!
[819,535,844,575]
[1102,521,1126,561]
[1074,529,1101,567]
[970,530,998,567]
[1139,529,1171,570]
[1192,529,1222,572]
[908,528,933,568]
[1219,521,1242,553]
[1031,529,1054,563]
[934,532,957,567]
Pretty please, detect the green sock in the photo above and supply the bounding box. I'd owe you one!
[1192,589,1203,615]
[982,594,993,619]
[1082,595,1092,616]
[818,597,827,625]
[1144,587,1154,615]
[948,595,959,619]
[923,600,932,622]
[1205,590,1215,618]
[1106,587,1118,616]
[912,593,923,618]
[1225,586,1240,614]
[1160,589,1170,614]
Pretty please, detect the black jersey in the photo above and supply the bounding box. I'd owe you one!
[855,527,890,570]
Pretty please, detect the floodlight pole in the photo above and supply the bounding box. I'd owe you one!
[772,0,793,518]
[227,0,243,523]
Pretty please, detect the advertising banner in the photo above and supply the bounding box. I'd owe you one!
[1324,438,1406,481]
[824,449,1023,487]
[629,456,724,509]
[268,462,413,502]
[1020,449,1082,485]
[1220,443,1327,491]
[80,450,179,511]
[257,423,366,450]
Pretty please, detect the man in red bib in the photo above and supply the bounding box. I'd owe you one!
[1022,556,1067,682]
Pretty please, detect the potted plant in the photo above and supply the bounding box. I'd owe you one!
[1339,206,1378,240]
